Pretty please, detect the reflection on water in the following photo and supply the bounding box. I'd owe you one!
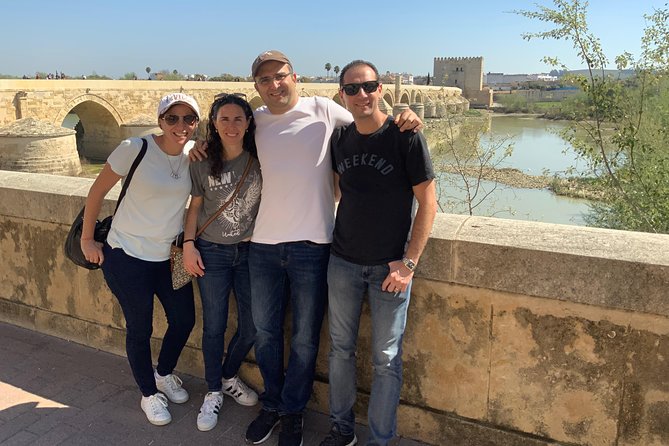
[438,173,589,226]
[491,115,587,175]
[436,115,591,226]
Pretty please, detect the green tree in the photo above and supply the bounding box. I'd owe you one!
[325,63,332,78]
[333,65,340,79]
[86,72,111,80]
[517,1,669,233]
[160,69,184,81]
[209,73,236,82]
[145,66,151,79]
[121,72,138,80]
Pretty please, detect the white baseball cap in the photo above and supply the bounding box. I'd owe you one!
[157,93,201,119]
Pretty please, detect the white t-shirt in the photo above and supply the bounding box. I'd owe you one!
[252,96,352,244]
[106,136,193,261]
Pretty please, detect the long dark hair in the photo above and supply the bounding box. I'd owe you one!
[206,94,257,179]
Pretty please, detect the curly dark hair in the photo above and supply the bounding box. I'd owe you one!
[205,94,257,179]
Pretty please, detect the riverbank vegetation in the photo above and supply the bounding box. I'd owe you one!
[517,0,669,233]
[493,93,590,120]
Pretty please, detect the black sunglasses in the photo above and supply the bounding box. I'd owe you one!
[214,92,247,100]
[161,114,198,126]
[341,81,380,96]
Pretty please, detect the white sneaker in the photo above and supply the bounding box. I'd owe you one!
[197,391,224,432]
[155,371,189,403]
[221,375,258,406]
[141,393,171,426]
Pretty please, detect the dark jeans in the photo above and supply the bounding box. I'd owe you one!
[196,239,256,392]
[102,243,195,397]
[249,241,330,414]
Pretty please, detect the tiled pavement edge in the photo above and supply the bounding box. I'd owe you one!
[0,322,429,446]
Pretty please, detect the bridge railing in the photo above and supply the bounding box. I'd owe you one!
[1,169,668,446]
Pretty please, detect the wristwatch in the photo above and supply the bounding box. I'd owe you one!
[402,257,417,272]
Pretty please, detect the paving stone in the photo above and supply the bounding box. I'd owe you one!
[0,411,42,442]
[25,406,81,435]
[0,321,429,446]
[29,423,79,446]
[2,430,38,446]
[68,381,120,409]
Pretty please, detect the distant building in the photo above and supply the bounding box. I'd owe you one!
[379,72,414,85]
[433,56,493,108]
[484,72,558,90]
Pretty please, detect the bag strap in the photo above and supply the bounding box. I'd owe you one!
[113,137,148,215]
[195,154,254,238]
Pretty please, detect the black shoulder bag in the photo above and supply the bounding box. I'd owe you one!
[64,138,148,269]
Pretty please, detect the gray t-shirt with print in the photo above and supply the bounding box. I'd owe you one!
[189,150,262,244]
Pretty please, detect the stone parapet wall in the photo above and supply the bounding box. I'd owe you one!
[0,170,667,445]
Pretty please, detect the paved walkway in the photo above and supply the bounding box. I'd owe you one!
[0,322,428,446]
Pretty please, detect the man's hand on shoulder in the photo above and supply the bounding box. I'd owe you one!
[394,109,424,133]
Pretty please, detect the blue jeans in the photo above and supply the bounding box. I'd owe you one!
[196,239,256,392]
[327,254,411,446]
[102,243,195,397]
[249,241,330,414]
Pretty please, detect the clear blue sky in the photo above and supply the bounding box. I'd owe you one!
[2,0,664,79]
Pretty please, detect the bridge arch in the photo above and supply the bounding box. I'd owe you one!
[383,92,394,107]
[55,94,124,161]
[399,91,410,105]
[411,91,424,104]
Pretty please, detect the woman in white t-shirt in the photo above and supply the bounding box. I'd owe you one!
[80,93,200,427]
[182,93,262,432]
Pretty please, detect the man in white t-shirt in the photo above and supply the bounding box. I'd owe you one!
[244,50,422,446]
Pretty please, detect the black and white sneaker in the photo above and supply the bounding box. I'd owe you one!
[197,391,223,432]
[245,408,280,444]
[222,375,258,406]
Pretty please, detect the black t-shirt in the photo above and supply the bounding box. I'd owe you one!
[330,117,434,265]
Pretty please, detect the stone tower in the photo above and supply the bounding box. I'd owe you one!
[433,56,484,95]
[433,56,492,108]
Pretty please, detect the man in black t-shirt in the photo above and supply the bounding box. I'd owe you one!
[319,60,437,446]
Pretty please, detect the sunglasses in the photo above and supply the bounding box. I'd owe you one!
[255,72,292,86]
[161,114,198,126]
[214,92,247,100]
[341,81,380,96]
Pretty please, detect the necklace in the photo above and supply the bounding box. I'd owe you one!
[166,152,184,180]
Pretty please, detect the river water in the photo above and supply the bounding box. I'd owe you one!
[436,115,591,226]
[64,112,590,225]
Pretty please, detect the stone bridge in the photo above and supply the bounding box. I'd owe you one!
[0,80,464,161]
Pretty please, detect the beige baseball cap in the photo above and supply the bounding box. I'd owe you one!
[157,93,201,119]
[251,50,293,78]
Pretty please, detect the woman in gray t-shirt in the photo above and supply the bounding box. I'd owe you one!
[182,94,262,432]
